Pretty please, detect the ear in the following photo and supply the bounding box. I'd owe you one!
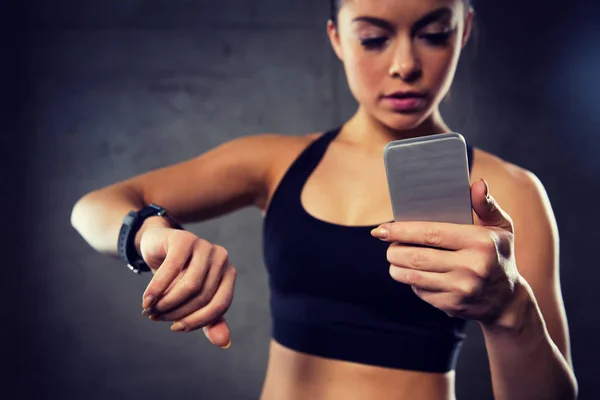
[461,7,475,48]
[327,19,344,61]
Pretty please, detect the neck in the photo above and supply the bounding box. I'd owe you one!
[339,107,451,151]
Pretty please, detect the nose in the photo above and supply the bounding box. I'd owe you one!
[389,37,422,82]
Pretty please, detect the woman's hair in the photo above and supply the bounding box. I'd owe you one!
[328,0,341,23]
[329,0,473,24]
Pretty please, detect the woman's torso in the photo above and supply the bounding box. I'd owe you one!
[257,127,491,400]
[261,340,455,400]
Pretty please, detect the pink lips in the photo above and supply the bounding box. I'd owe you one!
[383,91,427,112]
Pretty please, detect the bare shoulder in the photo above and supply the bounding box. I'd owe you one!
[242,132,319,170]
[259,132,322,209]
[230,132,317,151]
[471,147,555,231]
[248,131,319,153]
[238,131,320,187]
[228,132,321,212]
[471,148,546,199]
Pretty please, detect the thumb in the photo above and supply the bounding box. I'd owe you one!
[472,179,513,233]
[203,317,231,349]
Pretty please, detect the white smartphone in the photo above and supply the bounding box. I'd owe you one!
[383,132,473,225]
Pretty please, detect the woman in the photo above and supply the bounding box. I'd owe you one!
[71,0,577,399]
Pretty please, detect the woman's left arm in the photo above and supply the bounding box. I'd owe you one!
[372,169,577,400]
[478,169,577,400]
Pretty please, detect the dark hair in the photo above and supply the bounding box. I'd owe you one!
[329,0,341,23]
[329,0,473,24]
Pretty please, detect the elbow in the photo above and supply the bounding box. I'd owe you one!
[70,184,144,255]
[557,370,578,400]
[566,360,579,400]
[569,374,579,400]
[71,193,91,233]
[70,192,100,250]
[71,195,86,231]
[70,190,117,255]
[71,191,100,234]
[562,385,578,400]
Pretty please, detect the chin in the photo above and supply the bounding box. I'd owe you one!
[376,110,433,133]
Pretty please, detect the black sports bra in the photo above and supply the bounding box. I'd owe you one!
[263,127,473,372]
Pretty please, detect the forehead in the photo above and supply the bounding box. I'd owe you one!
[340,0,463,23]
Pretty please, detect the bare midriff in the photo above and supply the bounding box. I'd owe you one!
[259,340,455,400]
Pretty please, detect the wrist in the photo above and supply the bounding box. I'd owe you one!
[480,276,537,335]
[117,203,184,274]
[134,215,173,257]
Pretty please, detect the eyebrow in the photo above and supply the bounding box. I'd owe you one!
[352,7,453,32]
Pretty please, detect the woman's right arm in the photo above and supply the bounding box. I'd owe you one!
[70,133,283,256]
[70,133,287,347]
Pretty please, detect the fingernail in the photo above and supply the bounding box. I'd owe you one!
[149,314,164,321]
[220,340,231,349]
[142,309,151,317]
[480,178,490,197]
[142,295,155,309]
[171,322,186,332]
[371,227,388,239]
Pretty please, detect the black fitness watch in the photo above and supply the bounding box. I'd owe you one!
[117,203,183,274]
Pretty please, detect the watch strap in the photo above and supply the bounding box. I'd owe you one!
[117,204,183,274]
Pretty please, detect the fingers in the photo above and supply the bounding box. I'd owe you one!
[387,243,462,273]
[410,277,486,319]
[394,265,488,318]
[410,289,460,318]
[142,232,197,309]
[372,221,489,250]
[204,317,231,348]
[150,250,229,321]
[389,266,450,292]
[169,263,237,336]
[471,179,514,232]
[152,241,226,314]
[138,229,236,347]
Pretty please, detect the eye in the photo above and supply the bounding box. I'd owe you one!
[360,37,389,50]
[418,31,452,46]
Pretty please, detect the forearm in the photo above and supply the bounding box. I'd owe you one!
[70,185,169,257]
[480,280,577,400]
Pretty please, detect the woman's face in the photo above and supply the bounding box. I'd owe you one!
[329,0,473,131]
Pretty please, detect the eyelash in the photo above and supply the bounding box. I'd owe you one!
[359,32,452,50]
[420,32,452,46]
[360,37,389,50]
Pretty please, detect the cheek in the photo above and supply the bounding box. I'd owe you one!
[343,51,387,100]
[419,46,462,95]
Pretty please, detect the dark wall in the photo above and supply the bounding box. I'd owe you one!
[10,1,600,399]
[3,1,29,393]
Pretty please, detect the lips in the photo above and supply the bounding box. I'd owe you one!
[382,91,428,112]
[384,91,427,99]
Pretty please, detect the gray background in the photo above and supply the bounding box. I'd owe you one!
[5,0,600,399]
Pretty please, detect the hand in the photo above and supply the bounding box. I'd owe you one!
[371,179,522,326]
[139,227,236,348]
